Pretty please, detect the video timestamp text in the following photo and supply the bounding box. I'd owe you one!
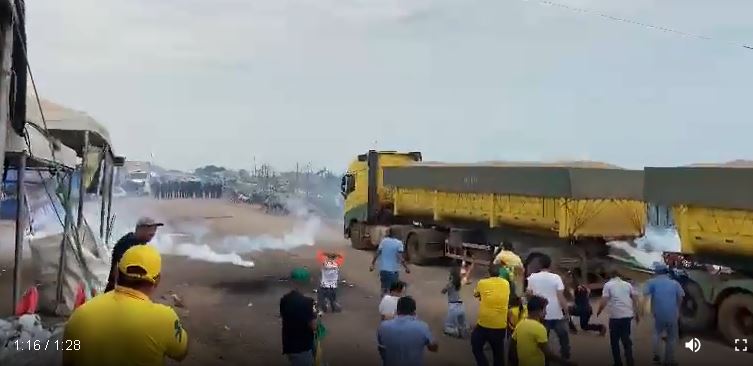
[13,339,80,351]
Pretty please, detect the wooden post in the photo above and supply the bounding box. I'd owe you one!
[76,131,89,230]
[56,173,74,307]
[12,153,27,313]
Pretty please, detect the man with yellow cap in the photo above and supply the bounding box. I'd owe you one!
[63,245,188,366]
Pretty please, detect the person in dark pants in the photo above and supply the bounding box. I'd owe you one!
[280,268,317,366]
[104,217,163,292]
[526,255,571,361]
[471,264,511,366]
[370,228,410,295]
[597,269,640,366]
[568,272,606,335]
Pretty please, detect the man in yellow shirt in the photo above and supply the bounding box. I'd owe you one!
[471,264,511,366]
[63,245,188,366]
[512,296,576,366]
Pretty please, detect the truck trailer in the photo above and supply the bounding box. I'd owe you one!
[645,166,753,346]
[342,150,646,289]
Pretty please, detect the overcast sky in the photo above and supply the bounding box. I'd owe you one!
[26,0,753,172]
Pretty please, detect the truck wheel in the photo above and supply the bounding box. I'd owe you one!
[406,234,429,266]
[717,293,753,348]
[349,223,369,250]
[680,281,714,332]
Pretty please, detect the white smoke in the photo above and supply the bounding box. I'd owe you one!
[607,226,682,270]
[101,196,325,268]
[19,195,325,268]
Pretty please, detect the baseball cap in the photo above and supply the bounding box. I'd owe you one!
[136,216,164,228]
[290,267,311,283]
[653,261,669,274]
[118,245,162,284]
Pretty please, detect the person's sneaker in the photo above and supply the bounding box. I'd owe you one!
[652,355,661,364]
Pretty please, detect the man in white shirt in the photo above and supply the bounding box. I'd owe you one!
[525,254,570,360]
[597,269,640,366]
[379,281,406,321]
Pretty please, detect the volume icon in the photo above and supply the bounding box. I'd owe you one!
[684,338,701,353]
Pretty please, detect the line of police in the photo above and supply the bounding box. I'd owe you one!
[150,180,224,199]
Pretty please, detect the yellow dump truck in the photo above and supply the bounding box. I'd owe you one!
[645,167,753,346]
[342,150,646,288]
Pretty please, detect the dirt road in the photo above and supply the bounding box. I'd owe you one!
[2,198,752,365]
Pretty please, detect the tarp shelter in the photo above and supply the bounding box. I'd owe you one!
[26,94,124,241]
[26,97,112,154]
[5,123,78,169]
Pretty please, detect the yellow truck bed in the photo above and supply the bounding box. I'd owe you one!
[393,188,645,238]
[384,164,646,239]
[645,166,753,258]
[673,206,753,257]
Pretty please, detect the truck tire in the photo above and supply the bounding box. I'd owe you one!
[680,281,714,332]
[349,223,370,250]
[717,293,753,348]
[406,234,429,266]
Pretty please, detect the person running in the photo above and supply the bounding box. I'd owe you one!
[379,280,407,321]
[512,295,577,366]
[280,267,317,366]
[525,255,570,361]
[441,265,467,338]
[316,250,344,313]
[370,228,410,295]
[377,296,439,366]
[597,268,640,366]
[105,217,164,292]
[569,272,606,335]
[63,245,188,366]
[643,262,684,366]
[471,263,511,366]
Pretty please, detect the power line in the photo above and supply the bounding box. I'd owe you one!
[527,0,753,51]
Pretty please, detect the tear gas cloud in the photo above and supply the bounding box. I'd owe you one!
[103,196,328,268]
[607,226,682,270]
[19,193,330,268]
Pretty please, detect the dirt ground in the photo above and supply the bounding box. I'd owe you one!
[2,198,752,366]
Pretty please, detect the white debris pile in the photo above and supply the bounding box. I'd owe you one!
[0,315,63,366]
[29,228,110,315]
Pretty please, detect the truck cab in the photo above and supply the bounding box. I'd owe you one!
[341,150,422,248]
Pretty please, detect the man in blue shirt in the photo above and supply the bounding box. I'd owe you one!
[370,228,410,294]
[643,262,685,366]
[377,296,438,366]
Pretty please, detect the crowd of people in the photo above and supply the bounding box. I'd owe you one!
[277,227,687,366]
[150,179,224,199]
[58,221,686,366]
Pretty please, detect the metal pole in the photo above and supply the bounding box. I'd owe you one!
[12,153,27,313]
[99,151,108,239]
[106,163,114,244]
[56,173,74,307]
[76,131,89,230]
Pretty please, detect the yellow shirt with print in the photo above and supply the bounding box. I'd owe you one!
[474,277,510,329]
[512,318,548,366]
[63,286,188,366]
